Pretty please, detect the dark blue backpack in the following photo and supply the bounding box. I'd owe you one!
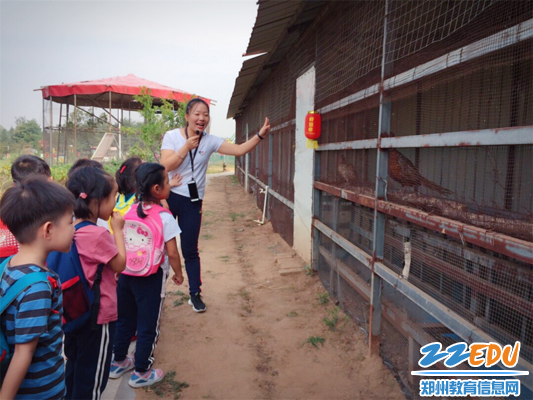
[0,256,51,381]
[46,221,104,333]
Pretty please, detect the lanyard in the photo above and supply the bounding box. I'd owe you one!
[185,128,203,173]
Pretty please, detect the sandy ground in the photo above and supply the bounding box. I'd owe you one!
[134,175,405,400]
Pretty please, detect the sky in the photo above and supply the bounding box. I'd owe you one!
[0,0,259,139]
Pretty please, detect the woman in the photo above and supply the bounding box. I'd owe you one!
[161,98,271,312]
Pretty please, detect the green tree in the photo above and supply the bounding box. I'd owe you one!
[12,117,42,150]
[123,88,187,161]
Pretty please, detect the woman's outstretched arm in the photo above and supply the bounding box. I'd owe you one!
[219,117,271,157]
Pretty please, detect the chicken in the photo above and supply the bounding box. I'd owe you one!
[338,155,359,188]
[388,149,452,196]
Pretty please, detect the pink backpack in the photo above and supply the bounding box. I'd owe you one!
[122,203,172,277]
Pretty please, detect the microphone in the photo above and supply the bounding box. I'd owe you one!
[196,130,200,136]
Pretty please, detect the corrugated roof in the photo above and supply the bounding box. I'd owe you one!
[227,0,304,119]
[227,0,326,119]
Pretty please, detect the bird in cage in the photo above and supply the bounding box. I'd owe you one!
[387,139,452,196]
[338,155,359,188]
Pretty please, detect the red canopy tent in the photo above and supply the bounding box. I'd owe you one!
[37,74,212,164]
[39,73,211,109]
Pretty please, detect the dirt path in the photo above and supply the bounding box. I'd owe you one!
[136,175,404,400]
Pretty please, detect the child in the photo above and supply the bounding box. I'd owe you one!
[111,157,182,226]
[108,157,142,232]
[63,167,126,399]
[0,155,53,264]
[0,178,76,399]
[67,158,104,179]
[110,163,184,388]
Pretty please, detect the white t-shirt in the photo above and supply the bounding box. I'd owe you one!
[161,129,225,199]
[160,211,181,276]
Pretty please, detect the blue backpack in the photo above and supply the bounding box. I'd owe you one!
[46,221,104,333]
[0,256,51,380]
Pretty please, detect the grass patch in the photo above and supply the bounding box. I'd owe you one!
[317,292,329,305]
[218,255,230,262]
[306,336,325,348]
[286,311,298,317]
[168,290,185,296]
[323,307,339,331]
[201,234,213,240]
[173,294,190,307]
[237,244,244,251]
[229,175,239,185]
[230,212,245,221]
[303,264,314,276]
[238,289,251,302]
[143,371,188,399]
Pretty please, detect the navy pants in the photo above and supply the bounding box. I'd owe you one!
[65,321,116,400]
[113,268,166,372]
[167,191,203,294]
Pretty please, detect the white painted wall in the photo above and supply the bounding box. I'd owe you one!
[293,66,316,263]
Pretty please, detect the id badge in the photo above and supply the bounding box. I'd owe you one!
[188,179,200,202]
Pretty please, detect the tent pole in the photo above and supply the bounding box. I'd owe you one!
[49,97,53,165]
[42,97,45,160]
[74,95,77,160]
[57,103,61,165]
[66,103,69,164]
[119,104,123,159]
[109,92,112,133]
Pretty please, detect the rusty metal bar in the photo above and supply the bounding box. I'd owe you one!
[318,18,533,116]
[381,126,533,148]
[314,181,533,264]
[373,261,533,382]
[313,220,533,384]
[386,234,532,316]
[238,166,295,210]
[270,119,295,132]
[316,126,533,152]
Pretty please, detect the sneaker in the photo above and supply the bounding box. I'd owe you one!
[109,355,134,379]
[128,368,164,388]
[188,292,207,313]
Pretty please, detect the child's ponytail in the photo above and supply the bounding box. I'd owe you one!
[135,163,166,219]
[116,156,142,195]
[67,167,114,219]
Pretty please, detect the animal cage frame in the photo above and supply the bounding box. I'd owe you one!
[233,0,533,396]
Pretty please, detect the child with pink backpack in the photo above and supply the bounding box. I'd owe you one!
[110,163,184,388]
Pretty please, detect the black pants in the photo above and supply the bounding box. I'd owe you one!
[65,321,116,400]
[113,268,166,372]
[167,191,203,294]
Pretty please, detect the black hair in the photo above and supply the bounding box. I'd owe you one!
[184,98,210,133]
[11,155,51,183]
[0,177,75,244]
[66,166,114,219]
[116,157,142,195]
[68,158,104,179]
[135,163,166,219]
[185,98,209,115]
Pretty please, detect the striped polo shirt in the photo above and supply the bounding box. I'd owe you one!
[0,263,65,399]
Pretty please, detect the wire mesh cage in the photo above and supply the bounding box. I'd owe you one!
[234,0,533,397]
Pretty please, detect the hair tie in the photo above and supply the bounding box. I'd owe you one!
[120,166,127,174]
[79,192,87,199]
